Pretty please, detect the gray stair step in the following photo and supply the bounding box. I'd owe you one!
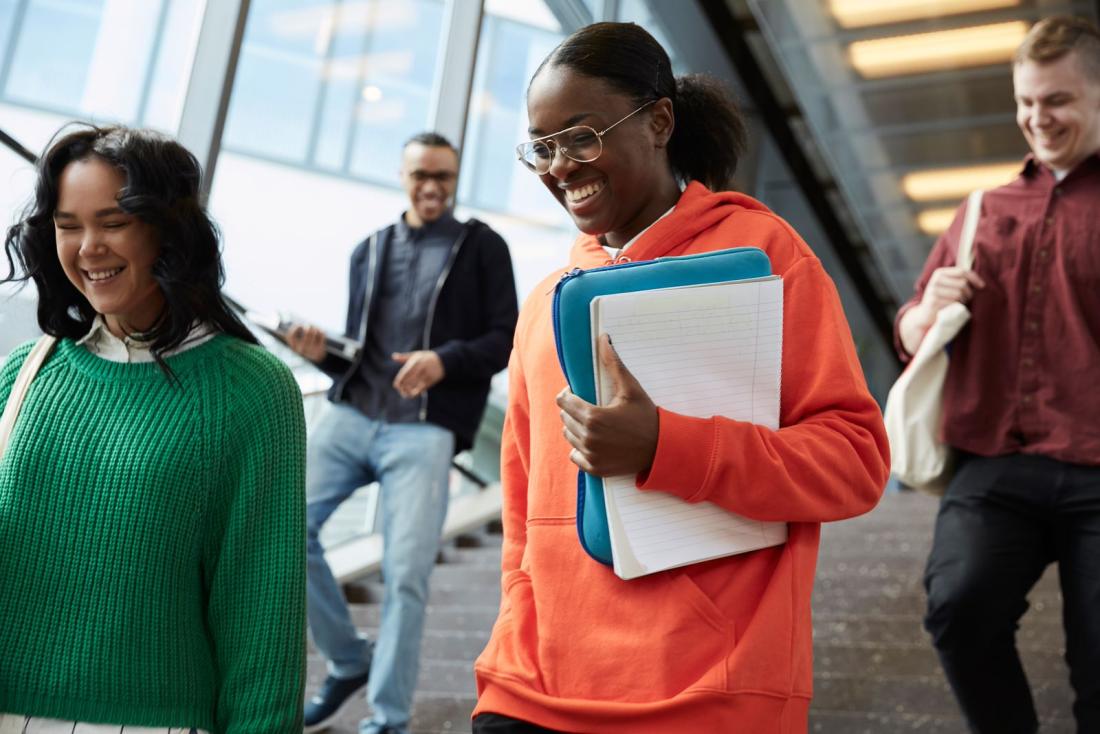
[812,641,1069,682]
[303,492,1078,732]
[811,582,1062,617]
[349,603,499,633]
[811,673,1073,718]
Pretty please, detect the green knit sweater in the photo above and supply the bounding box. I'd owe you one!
[0,335,307,733]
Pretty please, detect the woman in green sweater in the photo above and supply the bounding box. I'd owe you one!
[0,125,307,733]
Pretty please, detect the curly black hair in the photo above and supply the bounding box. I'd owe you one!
[2,123,257,374]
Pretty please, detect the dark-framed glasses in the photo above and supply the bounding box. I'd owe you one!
[515,99,656,174]
[407,169,457,184]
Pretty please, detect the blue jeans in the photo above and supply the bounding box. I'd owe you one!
[306,401,454,734]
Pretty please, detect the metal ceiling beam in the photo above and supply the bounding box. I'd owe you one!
[176,0,251,202]
[697,0,899,351]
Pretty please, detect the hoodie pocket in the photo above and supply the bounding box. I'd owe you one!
[479,568,547,693]
[528,525,735,703]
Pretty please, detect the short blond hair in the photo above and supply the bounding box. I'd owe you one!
[1014,16,1100,81]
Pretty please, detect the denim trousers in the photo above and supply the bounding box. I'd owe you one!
[924,453,1100,734]
[305,401,454,734]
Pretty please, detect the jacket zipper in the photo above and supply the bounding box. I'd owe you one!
[334,233,378,401]
[418,226,470,421]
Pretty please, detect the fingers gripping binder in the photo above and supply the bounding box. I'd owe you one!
[551,247,773,566]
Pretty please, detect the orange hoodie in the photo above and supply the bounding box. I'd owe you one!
[473,182,889,733]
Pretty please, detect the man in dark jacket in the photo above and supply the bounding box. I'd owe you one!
[288,132,518,734]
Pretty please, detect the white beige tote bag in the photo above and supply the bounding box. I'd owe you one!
[0,335,57,459]
[884,190,982,495]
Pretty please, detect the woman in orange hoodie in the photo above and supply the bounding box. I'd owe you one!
[472,22,890,734]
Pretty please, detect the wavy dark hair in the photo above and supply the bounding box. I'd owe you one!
[532,22,747,191]
[2,124,257,374]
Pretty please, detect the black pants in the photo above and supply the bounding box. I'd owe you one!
[472,713,566,734]
[924,453,1100,734]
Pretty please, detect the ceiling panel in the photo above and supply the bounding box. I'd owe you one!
[740,0,1099,304]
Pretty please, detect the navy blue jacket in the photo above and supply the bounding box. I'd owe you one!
[322,217,518,452]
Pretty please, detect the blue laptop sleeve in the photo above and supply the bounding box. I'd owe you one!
[550,246,773,565]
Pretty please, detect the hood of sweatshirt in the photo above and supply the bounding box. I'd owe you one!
[568,181,776,268]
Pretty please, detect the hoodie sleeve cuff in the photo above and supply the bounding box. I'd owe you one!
[636,408,717,502]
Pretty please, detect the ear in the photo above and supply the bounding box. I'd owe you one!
[651,97,675,149]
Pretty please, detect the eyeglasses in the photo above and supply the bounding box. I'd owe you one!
[515,100,656,174]
[406,170,457,184]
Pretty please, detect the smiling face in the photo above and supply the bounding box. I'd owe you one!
[526,65,678,248]
[54,156,165,338]
[1014,51,1100,173]
[400,142,459,228]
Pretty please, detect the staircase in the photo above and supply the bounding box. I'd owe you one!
[307,491,1075,733]
[810,490,1071,733]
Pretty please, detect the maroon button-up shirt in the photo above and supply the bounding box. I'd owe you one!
[895,153,1100,466]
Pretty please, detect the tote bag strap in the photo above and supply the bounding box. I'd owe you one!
[955,190,984,271]
[0,335,57,459]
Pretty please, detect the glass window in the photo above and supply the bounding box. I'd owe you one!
[6,0,106,111]
[221,0,329,162]
[222,0,443,185]
[211,0,444,330]
[0,0,19,61]
[579,0,601,21]
[346,1,442,184]
[616,0,686,75]
[0,0,201,129]
[141,0,205,133]
[458,0,576,299]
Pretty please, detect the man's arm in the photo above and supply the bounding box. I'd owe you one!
[894,203,985,358]
[433,226,519,380]
[898,268,986,356]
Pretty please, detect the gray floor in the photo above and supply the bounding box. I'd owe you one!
[308,491,1074,733]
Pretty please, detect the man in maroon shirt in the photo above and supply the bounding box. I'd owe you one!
[896,16,1100,734]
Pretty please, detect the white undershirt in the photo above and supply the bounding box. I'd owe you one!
[77,316,215,363]
[600,203,678,262]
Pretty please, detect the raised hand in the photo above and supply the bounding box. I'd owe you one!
[392,350,445,399]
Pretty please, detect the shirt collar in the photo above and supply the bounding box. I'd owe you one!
[1022,150,1100,180]
[396,210,458,241]
[77,316,215,364]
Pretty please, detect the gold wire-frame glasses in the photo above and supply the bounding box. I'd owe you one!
[515,100,656,174]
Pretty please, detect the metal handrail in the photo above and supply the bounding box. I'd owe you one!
[0,126,36,164]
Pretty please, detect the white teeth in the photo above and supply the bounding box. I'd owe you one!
[87,267,123,282]
[565,181,604,203]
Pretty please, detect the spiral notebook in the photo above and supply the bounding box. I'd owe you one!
[591,276,788,580]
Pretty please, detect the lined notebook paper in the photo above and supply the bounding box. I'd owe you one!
[591,277,787,580]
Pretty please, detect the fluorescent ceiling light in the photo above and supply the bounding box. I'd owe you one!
[829,0,1021,29]
[902,161,1020,201]
[916,206,959,235]
[849,21,1029,77]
